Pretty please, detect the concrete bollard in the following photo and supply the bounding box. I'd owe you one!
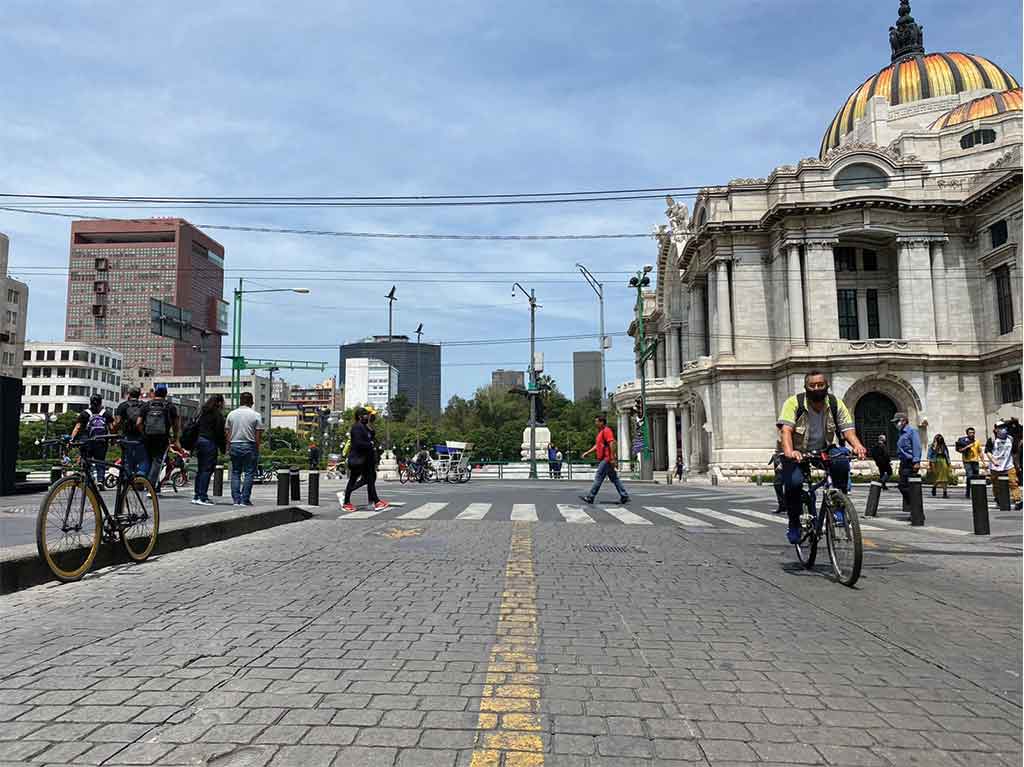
[864,481,882,517]
[908,476,925,526]
[994,475,1010,511]
[50,466,62,484]
[970,478,990,535]
[290,467,301,502]
[711,473,719,486]
[666,471,672,486]
[308,470,320,506]
[213,465,224,497]
[276,470,290,506]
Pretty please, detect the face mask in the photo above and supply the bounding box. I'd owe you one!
[996,429,1008,439]
[805,387,828,403]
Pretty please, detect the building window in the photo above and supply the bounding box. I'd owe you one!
[990,220,1008,249]
[60,350,69,360]
[46,350,55,361]
[960,129,996,150]
[997,370,1022,404]
[56,385,65,396]
[834,247,857,272]
[834,163,889,190]
[865,289,881,338]
[862,250,878,271]
[35,350,44,361]
[995,265,1014,335]
[837,289,859,340]
[22,350,30,361]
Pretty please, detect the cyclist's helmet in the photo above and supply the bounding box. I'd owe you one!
[89,393,103,410]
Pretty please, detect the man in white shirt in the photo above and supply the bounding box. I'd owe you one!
[987,421,1022,510]
[225,392,264,506]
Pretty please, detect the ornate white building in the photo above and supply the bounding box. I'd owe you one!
[612,1,1023,479]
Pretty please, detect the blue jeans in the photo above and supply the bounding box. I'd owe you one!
[122,439,148,479]
[782,446,851,530]
[964,461,980,497]
[145,439,169,490]
[194,437,218,501]
[230,442,258,504]
[587,459,629,501]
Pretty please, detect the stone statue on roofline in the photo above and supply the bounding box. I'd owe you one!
[665,195,690,234]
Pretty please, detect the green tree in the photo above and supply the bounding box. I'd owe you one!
[387,392,411,422]
[267,427,302,451]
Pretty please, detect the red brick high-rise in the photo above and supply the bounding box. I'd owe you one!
[65,219,227,384]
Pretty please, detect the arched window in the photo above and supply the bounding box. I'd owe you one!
[854,392,898,448]
[834,163,889,190]
[960,129,996,150]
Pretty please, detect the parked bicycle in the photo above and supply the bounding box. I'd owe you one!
[35,435,160,583]
[398,460,435,484]
[793,452,862,587]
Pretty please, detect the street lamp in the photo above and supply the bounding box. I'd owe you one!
[414,322,423,451]
[230,279,311,407]
[384,286,397,451]
[512,282,541,479]
[575,263,607,409]
[629,265,655,481]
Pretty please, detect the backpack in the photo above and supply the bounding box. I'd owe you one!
[794,393,845,447]
[123,400,143,435]
[180,415,200,451]
[87,410,108,438]
[143,399,169,437]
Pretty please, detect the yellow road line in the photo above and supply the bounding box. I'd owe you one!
[470,523,544,766]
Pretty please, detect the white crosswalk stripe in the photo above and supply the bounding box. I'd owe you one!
[511,504,538,521]
[644,506,712,526]
[556,504,596,523]
[456,503,491,520]
[686,507,764,528]
[601,506,653,525]
[341,510,383,519]
[865,516,970,536]
[729,507,883,531]
[398,502,448,519]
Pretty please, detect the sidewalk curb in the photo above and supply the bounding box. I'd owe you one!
[1,505,314,595]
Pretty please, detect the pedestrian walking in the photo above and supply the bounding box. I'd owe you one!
[676,454,688,483]
[192,395,226,506]
[113,387,147,478]
[871,434,892,490]
[892,413,921,510]
[71,393,113,486]
[926,434,953,498]
[225,392,263,506]
[987,421,1022,510]
[308,442,321,471]
[547,444,558,479]
[579,414,629,505]
[342,407,389,512]
[955,427,983,498]
[138,384,179,493]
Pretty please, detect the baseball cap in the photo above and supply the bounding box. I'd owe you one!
[154,384,168,396]
[890,412,907,424]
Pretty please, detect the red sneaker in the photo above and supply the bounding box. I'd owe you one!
[373,500,391,511]
[342,503,356,512]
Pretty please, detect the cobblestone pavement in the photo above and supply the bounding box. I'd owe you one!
[0,483,1020,766]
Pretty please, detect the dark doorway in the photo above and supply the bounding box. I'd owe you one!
[855,392,898,449]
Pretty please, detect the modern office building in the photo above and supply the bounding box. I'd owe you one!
[64,218,228,385]
[1,233,28,379]
[20,341,123,417]
[572,352,602,403]
[131,373,271,426]
[339,336,440,415]
[344,358,399,413]
[491,369,525,391]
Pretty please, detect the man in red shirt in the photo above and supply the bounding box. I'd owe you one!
[579,415,630,505]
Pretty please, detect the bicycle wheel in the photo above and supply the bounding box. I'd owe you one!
[120,475,160,562]
[103,471,119,490]
[825,490,862,587]
[399,466,410,484]
[458,466,472,484]
[36,475,102,582]
[794,493,817,569]
[170,468,187,491]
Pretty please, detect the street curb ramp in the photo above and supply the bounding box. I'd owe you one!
[1,505,313,595]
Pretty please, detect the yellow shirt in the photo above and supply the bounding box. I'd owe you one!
[960,439,983,463]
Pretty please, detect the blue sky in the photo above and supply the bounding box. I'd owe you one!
[2,0,1021,404]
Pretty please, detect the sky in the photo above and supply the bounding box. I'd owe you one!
[2,0,1021,405]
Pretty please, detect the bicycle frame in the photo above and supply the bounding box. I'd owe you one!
[56,438,150,537]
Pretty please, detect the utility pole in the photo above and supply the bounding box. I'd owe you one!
[630,266,656,480]
[191,329,211,405]
[385,286,397,450]
[513,283,540,479]
[575,263,607,408]
[415,322,423,452]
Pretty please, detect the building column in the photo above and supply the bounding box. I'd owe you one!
[931,238,950,344]
[666,405,678,473]
[689,282,706,358]
[804,240,840,344]
[656,333,667,377]
[667,327,680,376]
[715,260,734,356]
[680,404,692,467]
[786,243,806,347]
[617,410,629,462]
[897,238,937,344]
[856,290,869,340]
[645,354,656,380]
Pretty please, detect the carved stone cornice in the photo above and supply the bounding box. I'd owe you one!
[896,235,947,247]
[804,238,840,250]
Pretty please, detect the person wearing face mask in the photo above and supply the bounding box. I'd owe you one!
[892,412,922,511]
[987,421,1022,510]
[342,407,389,512]
[776,371,867,544]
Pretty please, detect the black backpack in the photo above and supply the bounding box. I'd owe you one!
[180,415,200,450]
[143,399,169,437]
[794,393,845,447]
[122,400,143,435]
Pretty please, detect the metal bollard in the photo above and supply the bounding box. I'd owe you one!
[970,478,990,535]
[308,470,320,506]
[276,469,290,506]
[994,474,1010,511]
[50,466,62,484]
[908,476,925,526]
[213,465,224,497]
[290,467,301,501]
[711,473,719,486]
[864,480,882,517]
[666,471,673,486]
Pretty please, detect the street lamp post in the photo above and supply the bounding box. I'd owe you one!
[630,266,656,481]
[191,329,211,404]
[513,283,540,479]
[384,286,397,451]
[415,322,423,452]
[230,279,310,407]
[575,263,607,408]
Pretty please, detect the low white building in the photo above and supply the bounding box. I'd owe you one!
[1,233,28,380]
[344,358,398,413]
[21,341,123,417]
[133,373,272,426]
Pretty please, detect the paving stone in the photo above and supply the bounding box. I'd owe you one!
[268,744,340,766]
[329,745,399,766]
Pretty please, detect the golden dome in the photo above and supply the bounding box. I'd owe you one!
[930,87,1023,130]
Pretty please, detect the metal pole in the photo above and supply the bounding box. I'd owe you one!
[231,277,243,408]
[529,289,537,480]
[970,478,990,535]
[598,284,606,409]
[385,287,396,450]
[416,325,422,452]
[635,274,654,481]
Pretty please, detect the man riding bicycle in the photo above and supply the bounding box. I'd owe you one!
[777,371,867,544]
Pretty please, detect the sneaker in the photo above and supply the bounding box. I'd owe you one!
[786,527,802,545]
[1014,502,1023,511]
[190,498,201,505]
[196,499,216,506]
[373,500,391,511]
[342,503,356,512]
[579,495,594,505]
[619,496,631,504]
[242,501,255,507]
